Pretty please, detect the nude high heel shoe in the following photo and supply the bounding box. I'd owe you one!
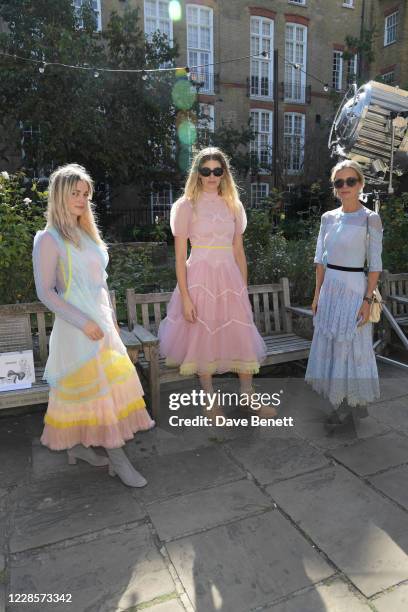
[67,445,110,467]
[106,447,147,488]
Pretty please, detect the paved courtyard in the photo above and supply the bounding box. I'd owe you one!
[1,362,408,612]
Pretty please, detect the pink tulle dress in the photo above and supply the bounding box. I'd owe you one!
[158,192,267,376]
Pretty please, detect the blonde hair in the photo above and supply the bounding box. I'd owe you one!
[331,159,365,197]
[183,147,241,215]
[46,163,105,247]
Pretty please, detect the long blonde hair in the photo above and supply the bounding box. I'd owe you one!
[46,163,105,247]
[331,159,365,198]
[184,147,241,214]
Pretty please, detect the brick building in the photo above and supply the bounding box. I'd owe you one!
[368,0,408,88]
[101,0,367,207]
[1,1,374,213]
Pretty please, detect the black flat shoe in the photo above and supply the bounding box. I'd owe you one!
[324,412,354,435]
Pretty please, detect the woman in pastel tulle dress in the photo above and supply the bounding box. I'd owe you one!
[158,147,276,416]
[305,160,383,432]
[32,164,155,487]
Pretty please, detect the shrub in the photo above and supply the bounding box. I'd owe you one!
[0,171,47,304]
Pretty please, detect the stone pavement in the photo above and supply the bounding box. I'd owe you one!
[1,362,408,612]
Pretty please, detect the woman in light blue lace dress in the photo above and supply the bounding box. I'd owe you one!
[305,160,383,431]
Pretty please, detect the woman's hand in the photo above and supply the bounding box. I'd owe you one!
[311,294,319,316]
[182,295,197,323]
[357,300,370,327]
[83,320,104,340]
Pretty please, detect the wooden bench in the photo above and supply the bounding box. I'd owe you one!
[126,278,312,420]
[381,271,408,329]
[0,293,141,412]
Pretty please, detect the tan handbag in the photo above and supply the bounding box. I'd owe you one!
[369,287,383,323]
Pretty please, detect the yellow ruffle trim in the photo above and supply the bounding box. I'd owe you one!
[165,358,260,376]
[55,350,135,402]
[44,397,146,429]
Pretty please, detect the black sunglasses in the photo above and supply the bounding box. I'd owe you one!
[333,177,359,189]
[198,167,224,177]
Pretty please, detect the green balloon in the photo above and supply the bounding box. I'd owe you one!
[172,79,196,110]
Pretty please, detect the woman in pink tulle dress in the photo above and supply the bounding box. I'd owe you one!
[158,147,274,415]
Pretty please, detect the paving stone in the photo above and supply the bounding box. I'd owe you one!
[268,465,408,597]
[0,553,4,572]
[377,363,408,403]
[369,464,408,510]
[226,435,329,485]
[0,427,31,487]
[329,433,408,476]
[369,396,408,434]
[9,469,146,553]
[148,479,271,541]
[0,490,7,553]
[0,583,5,612]
[10,525,174,612]
[142,599,185,612]
[166,510,333,612]
[31,440,105,478]
[135,446,244,504]
[265,578,370,611]
[372,582,408,612]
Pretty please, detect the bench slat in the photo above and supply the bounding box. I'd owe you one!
[262,293,271,334]
[272,292,280,332]
[253,293,261,330]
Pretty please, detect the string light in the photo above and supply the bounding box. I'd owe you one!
[0,49,335,92]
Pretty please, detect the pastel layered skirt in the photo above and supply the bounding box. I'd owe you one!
[41,308,154,451]
[305,268,380,408]
[158,247,266,375]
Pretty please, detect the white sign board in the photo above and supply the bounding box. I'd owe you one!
[0,350,35,392]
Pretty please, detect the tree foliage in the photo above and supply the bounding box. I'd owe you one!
[0,0,179,194]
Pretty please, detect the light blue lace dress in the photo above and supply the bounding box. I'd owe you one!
[305,205,383,408]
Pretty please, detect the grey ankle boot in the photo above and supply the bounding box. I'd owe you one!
[106,447,147,488]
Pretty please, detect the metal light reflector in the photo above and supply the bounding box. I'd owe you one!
[329,81,408,182]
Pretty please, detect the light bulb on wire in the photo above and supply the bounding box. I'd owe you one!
[94,70,99,78]
[323,83,329,92]
[39,63,46,74]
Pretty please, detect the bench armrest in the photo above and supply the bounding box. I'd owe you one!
[286,306,314,318]
[389,295,408,306]
[131,323,159,346]
[119,327,142,351]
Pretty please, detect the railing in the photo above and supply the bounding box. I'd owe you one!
[280,82,311,104]
[189,71,218,95]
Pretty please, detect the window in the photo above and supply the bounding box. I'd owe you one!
[346,53,358,86]
[250,17,274,99]
[20,122,41,160]
[284,113,305,174]
[150,185,174,222]
[250,110,273,169]
[343,0,354,7]
[73,0,102,31]
[285,24,308,103]
[144,0,172,42]
[382,70,395,85]
[250,183,269,207]
[289,0,306,4]
[187,5,214,93]
[384,12,398,46]
[198,103,215,145]
[332,50,343,91]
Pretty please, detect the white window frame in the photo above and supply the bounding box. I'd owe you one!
[73,0,102,32]
[346,53,358,86]
[384,11,398,46]
[144,0,173,44]
[187,5,214,94]
[342,0,354,7]
[382,70,395,85]
[284,24,308,103]
[250,182,269,208]
[250,16,274,100]
[332,50,343,91]
[250,109,273,171]
[150,184,174,223]
[284,112,305,175]
[289,0,306,5]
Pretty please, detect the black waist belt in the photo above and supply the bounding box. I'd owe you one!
[327,263,364,272]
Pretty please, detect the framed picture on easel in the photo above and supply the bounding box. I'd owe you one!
[0,350,35,392]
